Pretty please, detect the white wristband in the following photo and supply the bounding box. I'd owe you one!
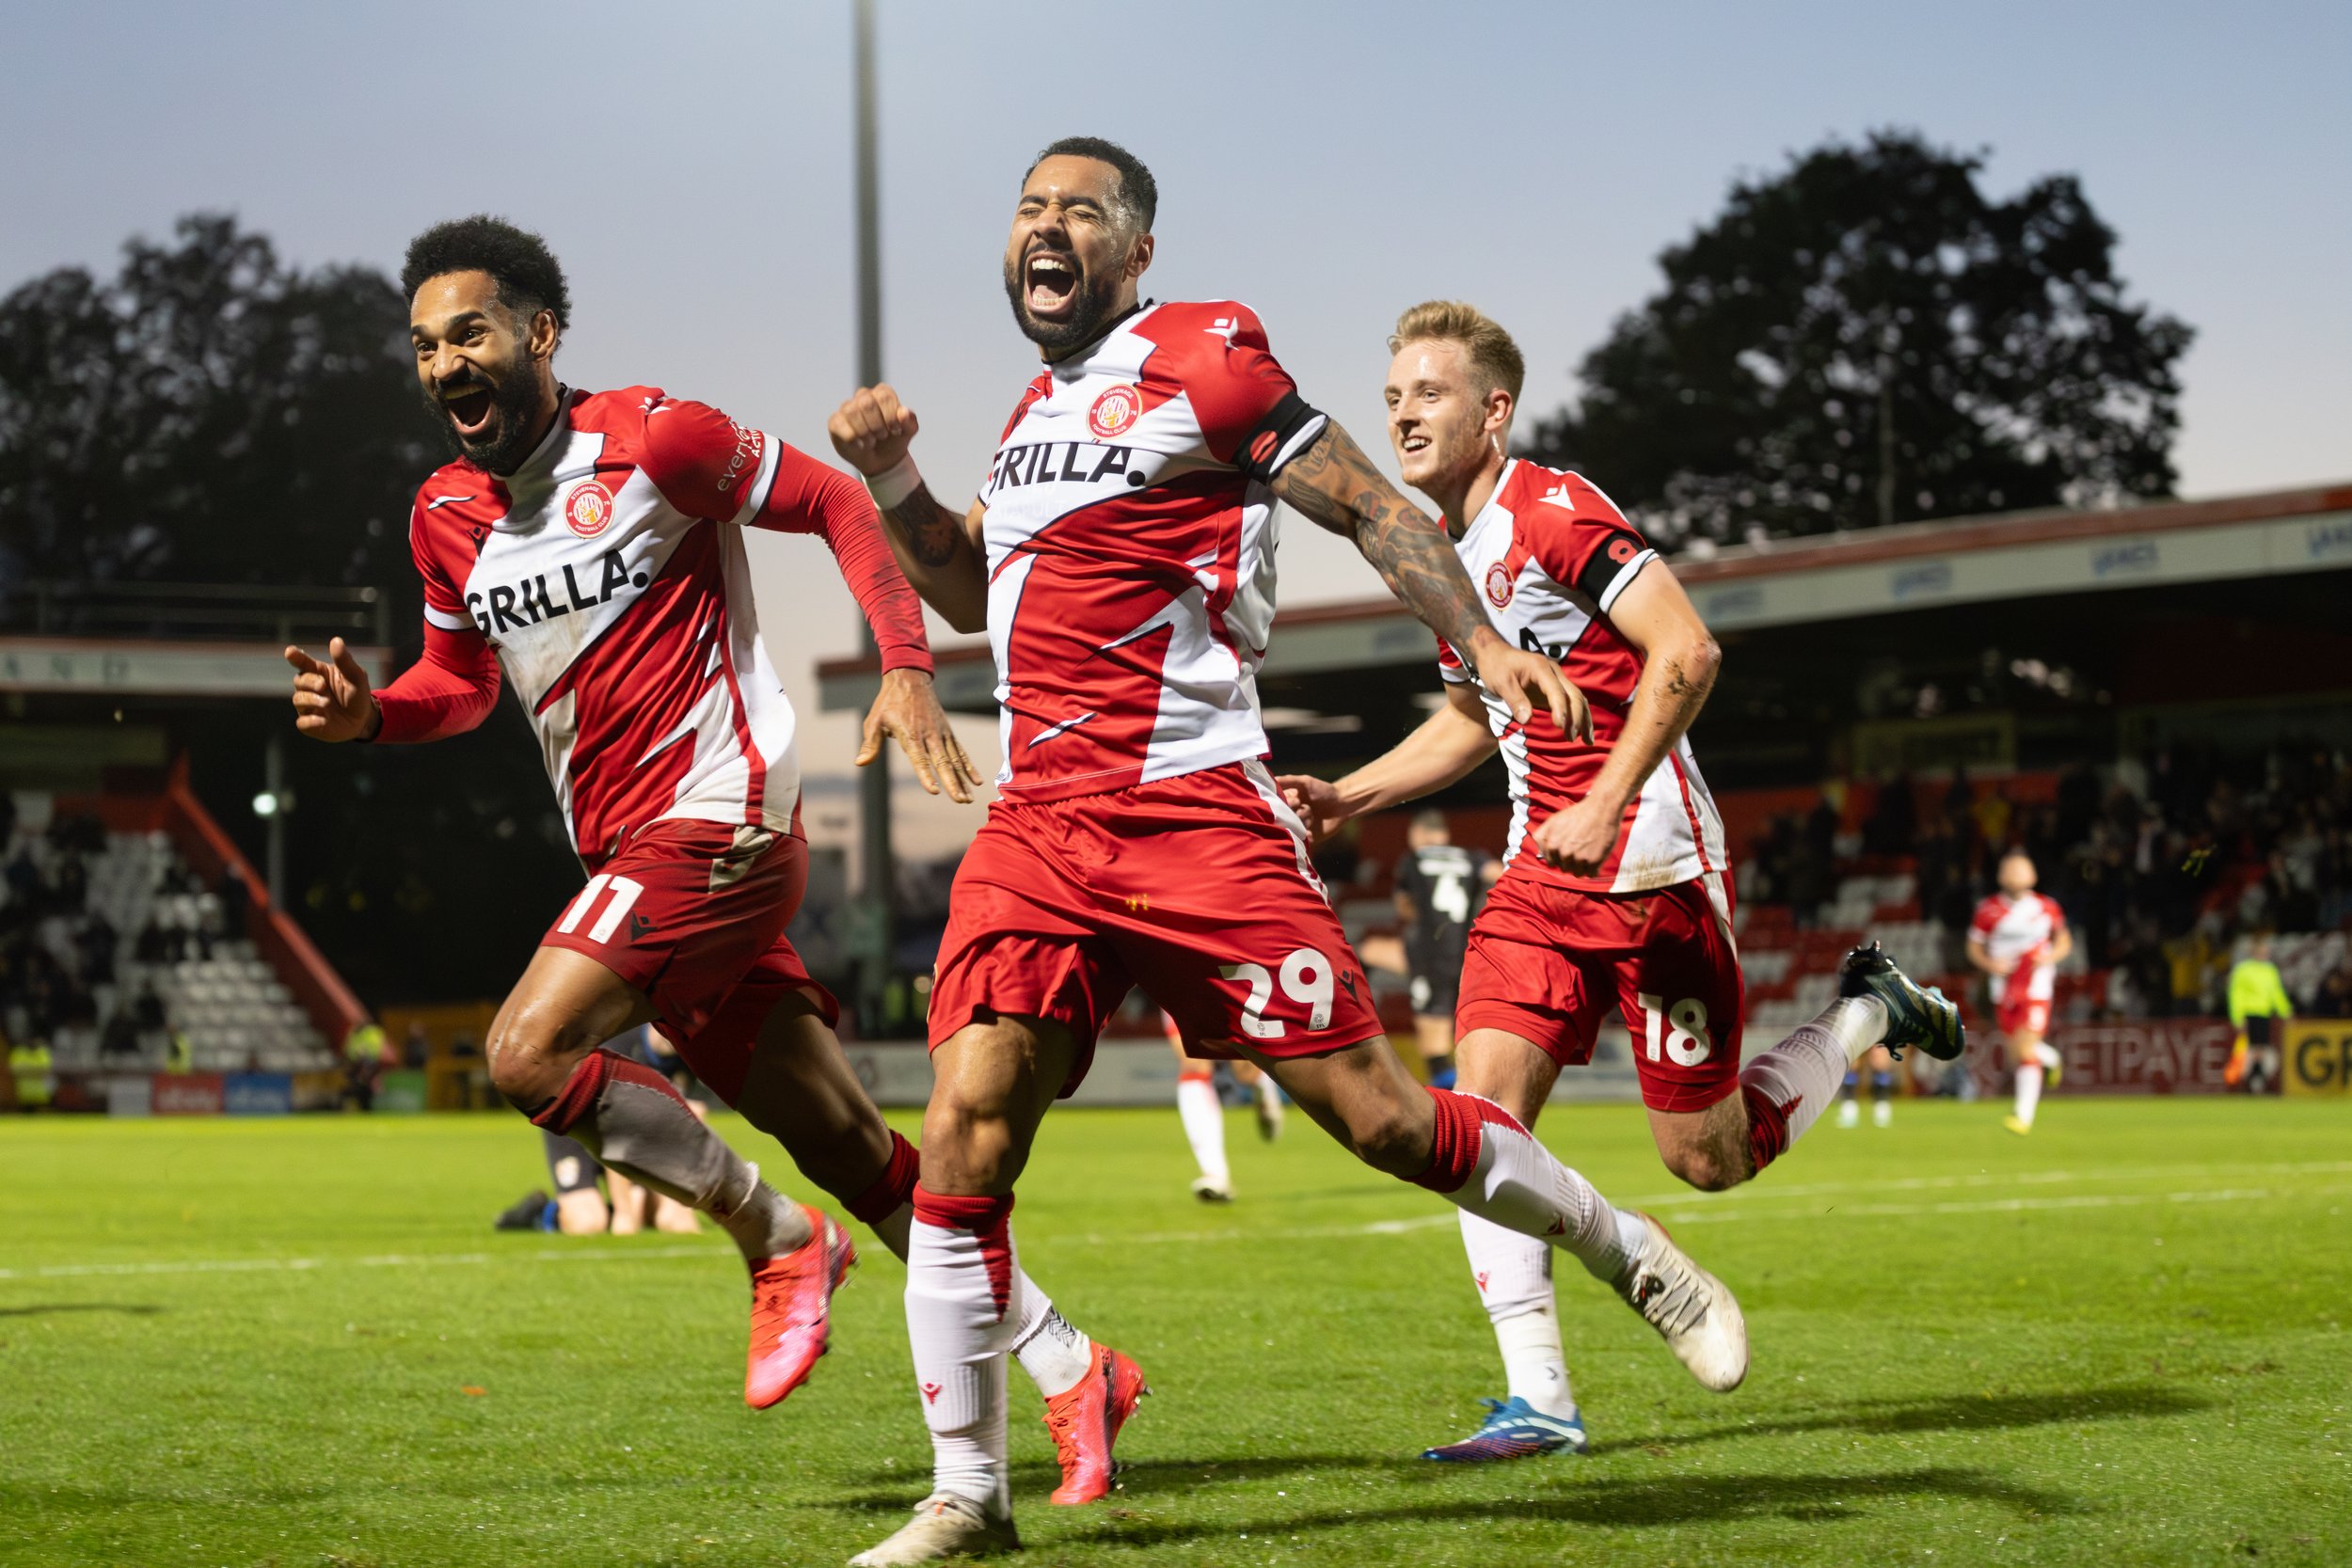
[866,453,923,511]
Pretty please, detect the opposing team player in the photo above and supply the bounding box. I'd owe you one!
[1277,302,1964,1464]
[286,218,1143,1499]
[1164,1008,1282,1202]
[828,139,1750,1564]
[1391,809,1497,1088]
[1967,851,2071,1134]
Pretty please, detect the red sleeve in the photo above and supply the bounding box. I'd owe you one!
[372,621,500,744]
[1135,302,1325,472]
[1522,471,1658,614]
[1436,634,1471,685]
[639,399,931,675]
[1968,897,2002,941]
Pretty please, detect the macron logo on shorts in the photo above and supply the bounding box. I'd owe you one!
[921,1381,942,1404]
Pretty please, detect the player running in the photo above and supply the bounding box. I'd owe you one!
[1276,301,1964,1465]
[1164,1009,1282,1202]
[1968,851,2071,1134]
[829,139,1751,1564]
[286,218,1145,1500]
[1391,809,1497,1088]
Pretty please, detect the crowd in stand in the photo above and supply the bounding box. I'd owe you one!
[1742,737,2352,1021]
[0,799,230,1062]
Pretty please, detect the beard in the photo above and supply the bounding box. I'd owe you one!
[423,363,550,475]
[1001,253,1127,356]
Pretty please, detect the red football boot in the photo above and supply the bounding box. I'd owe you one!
[743,1206,856,1410]
[1044,1343,1150,1505]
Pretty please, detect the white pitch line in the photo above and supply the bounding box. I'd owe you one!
[0,1243,732,1282]
[6,1170,2345,1285]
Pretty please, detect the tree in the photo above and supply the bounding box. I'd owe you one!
[1522,131,2194,546]
[0,213,433,590]
[0,215,579,1004]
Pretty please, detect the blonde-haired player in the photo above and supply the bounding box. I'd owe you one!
[1282,299,1961,1463]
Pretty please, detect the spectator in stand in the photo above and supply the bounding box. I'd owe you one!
[2313,947,2352,1019]
[342,1019,389,1110]
[74,911,117,986]
[1865,772,1916,858]
[132,979,167,1031]
[8,1034,53,1111]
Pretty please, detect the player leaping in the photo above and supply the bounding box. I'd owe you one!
[829,139,1753,1565]
[1279,302,1964,1465]
[286,219,1145,1502]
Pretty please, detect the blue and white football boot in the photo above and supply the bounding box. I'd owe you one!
[1420,1396,1590,1463]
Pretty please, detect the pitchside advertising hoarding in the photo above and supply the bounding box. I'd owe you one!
[2282,1021,2352,1098]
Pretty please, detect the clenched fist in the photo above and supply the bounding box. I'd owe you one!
[828,384,921,479]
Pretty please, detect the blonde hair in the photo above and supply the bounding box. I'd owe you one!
[1388,300,1526,403]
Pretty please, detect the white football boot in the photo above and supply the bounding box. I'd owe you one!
[1613,1212,1748,1392]
[849,1492,1018,1565]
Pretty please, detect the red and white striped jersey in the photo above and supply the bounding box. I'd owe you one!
[1970,892,2066,1002]
[977,300,1327,801]
[394,387,929,866]
[1437,460,1726,895]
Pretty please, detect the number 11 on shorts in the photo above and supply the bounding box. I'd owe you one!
[1637,990,1713,1066]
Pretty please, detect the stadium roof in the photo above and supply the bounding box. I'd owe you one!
[817,480,2352,717]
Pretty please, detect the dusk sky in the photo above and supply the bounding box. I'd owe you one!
[7,0,2345,859]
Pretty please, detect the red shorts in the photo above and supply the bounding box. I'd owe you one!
[1996,988,2051,1039]
[540,818,837,1105]
[929,762,1382,1094]
[1456,869,1745,1114]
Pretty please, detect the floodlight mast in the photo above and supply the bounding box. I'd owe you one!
[851,0,896,1032]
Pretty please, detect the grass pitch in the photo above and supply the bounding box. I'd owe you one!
[2,1097,2347,1567]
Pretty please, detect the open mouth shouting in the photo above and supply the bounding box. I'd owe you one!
[1023,247,1081,319]
[439,379,499,443]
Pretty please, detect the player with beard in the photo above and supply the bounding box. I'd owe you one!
[285,219,1149,1502]
[1278,302,1964,1464]
[828,140,1751,1564]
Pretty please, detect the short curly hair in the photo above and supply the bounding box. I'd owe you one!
[401,215,570,329]
[1025,136,1157,233]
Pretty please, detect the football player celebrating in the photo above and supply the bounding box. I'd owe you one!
[1277,302,1964,1465]
[288,219,1145,1502]
[829,140,1749,1564]
[1968,850,2071,1133]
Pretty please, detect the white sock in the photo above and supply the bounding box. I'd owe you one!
[904,1198,1021,1514]
[1459,1211,1575,1417]
[1009,1299,1094,1400]
[878,1197,1090,1400]
[2034,1041,2061,1071]
[1443,1098,1638,1284]
[2014,1062,2044,1127]
[1177,1076,1229,1185]
[1736,1000,1881,1161]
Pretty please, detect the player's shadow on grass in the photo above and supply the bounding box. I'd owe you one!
[0,1302,165,1318]
[1060,1465,2078,1547]
[1583,1383,2207,1456]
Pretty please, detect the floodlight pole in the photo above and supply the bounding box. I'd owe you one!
[851,0,896,1033]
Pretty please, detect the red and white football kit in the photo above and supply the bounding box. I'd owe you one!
[373,387,932,1100]
[1438,460,1737,1114]
[928,301,1382,1083]
[1970,891,2065,1038]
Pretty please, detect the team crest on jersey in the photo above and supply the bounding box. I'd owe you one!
[1088,383,1143,438]
[1485,562,1516,608]
[564,480,616,539]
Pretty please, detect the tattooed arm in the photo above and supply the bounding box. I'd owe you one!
[1527,561,1723,876]
[828,384,991,634]
[1271,420,1574,728]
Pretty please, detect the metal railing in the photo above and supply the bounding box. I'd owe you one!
[4,579,393,647]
